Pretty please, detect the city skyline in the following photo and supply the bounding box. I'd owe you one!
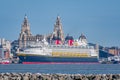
[0,0,120,47]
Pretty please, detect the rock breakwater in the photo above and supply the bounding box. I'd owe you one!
[0,73,120,80]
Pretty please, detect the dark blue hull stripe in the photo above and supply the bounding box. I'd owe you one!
[19,56,98,62]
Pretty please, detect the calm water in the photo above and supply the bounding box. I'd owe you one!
[0,64,120,74]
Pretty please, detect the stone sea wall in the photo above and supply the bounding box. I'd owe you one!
[0,73,120,80]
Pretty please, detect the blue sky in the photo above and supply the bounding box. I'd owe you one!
[0,0,120,47]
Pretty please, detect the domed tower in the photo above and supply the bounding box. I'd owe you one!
[18,15,32,49]
[51,16,64,44]
[78,33,87,46]
[20,15,31,36]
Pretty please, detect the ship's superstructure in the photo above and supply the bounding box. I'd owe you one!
[17,34,99,64]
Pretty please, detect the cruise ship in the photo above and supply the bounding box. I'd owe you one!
[17,34,99,64]
[17,16,99,64]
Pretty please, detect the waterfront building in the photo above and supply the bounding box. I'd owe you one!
[108,47,119,55]
[78,33,87,46]
[11,40,19,56]
[18,15,65,49]
[0,38,11,59]
[18,15,44,49]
